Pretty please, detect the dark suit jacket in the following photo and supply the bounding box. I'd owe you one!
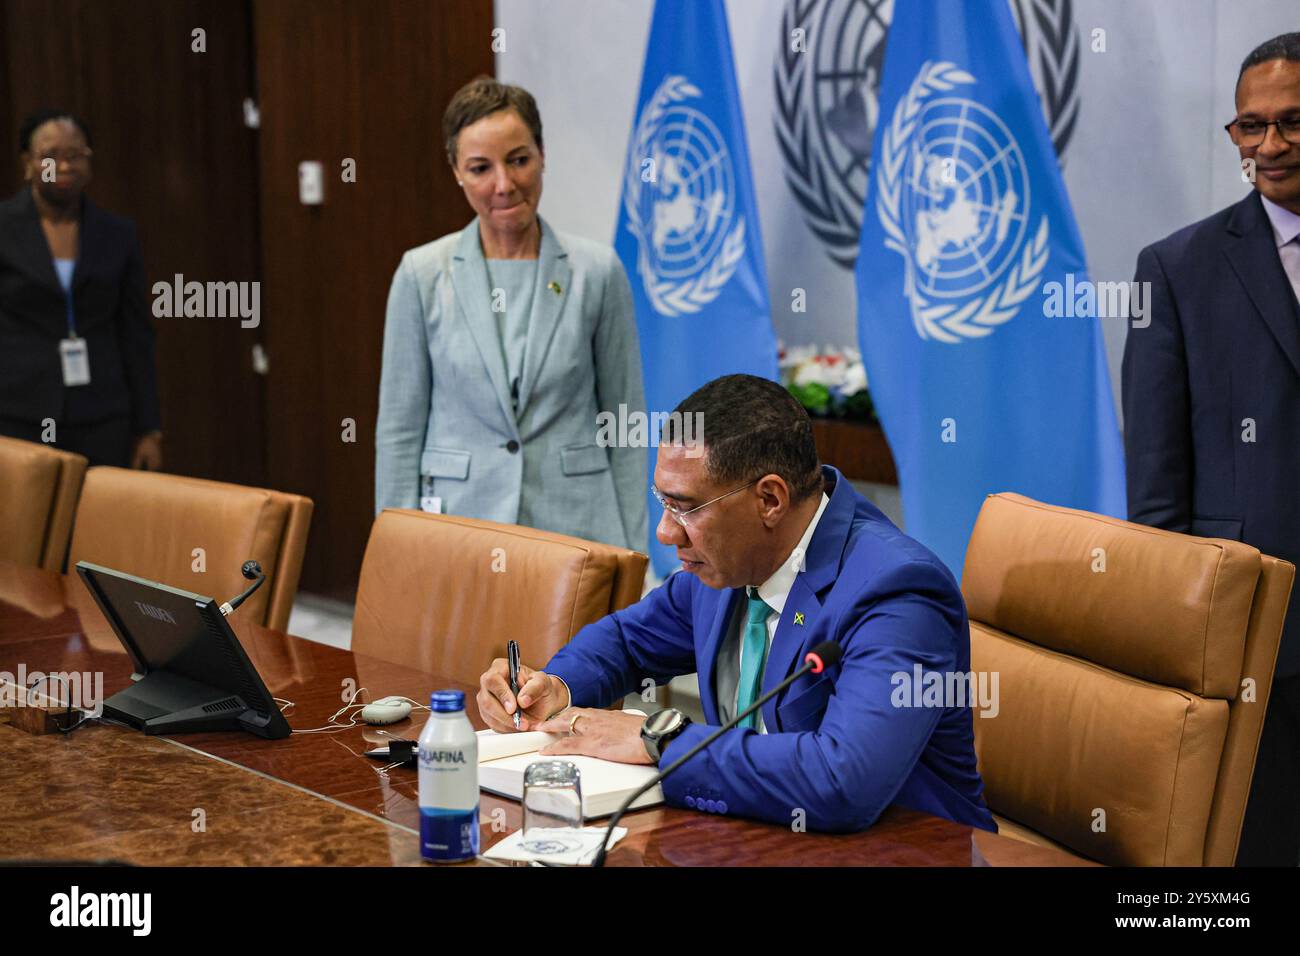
[1123,190,1300,676]
[0,187,160,434]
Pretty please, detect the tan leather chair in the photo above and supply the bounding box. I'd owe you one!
[67,467,313,632]
[352,509,649,687]
[0,436,87,572]
[963,492,1294,866]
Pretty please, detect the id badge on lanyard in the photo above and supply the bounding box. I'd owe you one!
[59,294,90,387]
[59,337,90,386]
[420,475,442,514]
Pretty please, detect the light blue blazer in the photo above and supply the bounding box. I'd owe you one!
[375,217,648,551]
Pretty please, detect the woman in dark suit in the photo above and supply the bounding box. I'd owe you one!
[0,110,161,468]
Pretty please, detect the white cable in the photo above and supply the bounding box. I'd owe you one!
[287,689,431,735]
[289,686,372,734]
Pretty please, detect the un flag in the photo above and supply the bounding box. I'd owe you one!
[615,0,778,575]
[855,0,1124,577]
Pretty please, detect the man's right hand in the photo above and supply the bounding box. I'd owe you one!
[477,657,570,733]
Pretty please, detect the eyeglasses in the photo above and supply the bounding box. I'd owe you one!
[652,479,757,528]
[1225,116,1300,147]
[35,147,93,165]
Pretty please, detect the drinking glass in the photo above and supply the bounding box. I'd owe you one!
[521,760,584,857]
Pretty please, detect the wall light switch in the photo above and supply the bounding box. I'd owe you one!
[298,161,324,205]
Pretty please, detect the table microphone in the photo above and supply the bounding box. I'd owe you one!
[219,560,266,617]
[591,639,843,867]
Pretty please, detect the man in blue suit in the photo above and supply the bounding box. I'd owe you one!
[477,374,994,834]
[1123,33,1300,866]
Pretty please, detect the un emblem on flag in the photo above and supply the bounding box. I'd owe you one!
[876,61,1050,344]
[774,0,1081,271]
[623,75,747,317]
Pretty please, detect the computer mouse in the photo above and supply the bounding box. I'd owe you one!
[361,696,413,725]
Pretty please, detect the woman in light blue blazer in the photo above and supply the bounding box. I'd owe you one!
[376,78,647,551]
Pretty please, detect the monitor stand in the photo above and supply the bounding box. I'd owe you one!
[103,670,288,739]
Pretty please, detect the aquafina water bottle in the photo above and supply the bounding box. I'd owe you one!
[417,689,480,862]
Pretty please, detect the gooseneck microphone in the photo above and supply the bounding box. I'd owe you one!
[219,560,266,617]
[592,639,844,867]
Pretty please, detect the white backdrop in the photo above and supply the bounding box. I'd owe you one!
[496,0,1299,422]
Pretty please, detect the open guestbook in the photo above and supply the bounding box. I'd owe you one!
[476,727,664,818]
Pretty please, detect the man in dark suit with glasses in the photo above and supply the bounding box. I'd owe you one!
[1123,32,1300,866]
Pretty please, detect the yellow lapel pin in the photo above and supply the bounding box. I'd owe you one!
[793,611,806,626]
[548,281,563,295]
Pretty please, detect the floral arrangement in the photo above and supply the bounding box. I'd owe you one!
[779,343,877,424]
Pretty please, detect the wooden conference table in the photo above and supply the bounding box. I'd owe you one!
[0,561,1091,867]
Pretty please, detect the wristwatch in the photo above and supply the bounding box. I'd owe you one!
[641,708,692,762]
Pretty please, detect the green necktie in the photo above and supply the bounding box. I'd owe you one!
[736,592,772,730]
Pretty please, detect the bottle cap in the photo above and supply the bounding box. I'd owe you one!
[429,689,465,713]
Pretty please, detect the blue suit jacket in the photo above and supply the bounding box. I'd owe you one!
[1123,191,1300,676]
[546,466,996,834]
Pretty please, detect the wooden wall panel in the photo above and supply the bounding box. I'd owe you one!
[253,0,494,598]
[2,0,496,600]
[0,0,266,488]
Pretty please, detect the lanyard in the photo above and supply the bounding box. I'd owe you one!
[55,258,77,337]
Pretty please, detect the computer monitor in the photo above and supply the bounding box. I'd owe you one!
[75,561,291,739]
